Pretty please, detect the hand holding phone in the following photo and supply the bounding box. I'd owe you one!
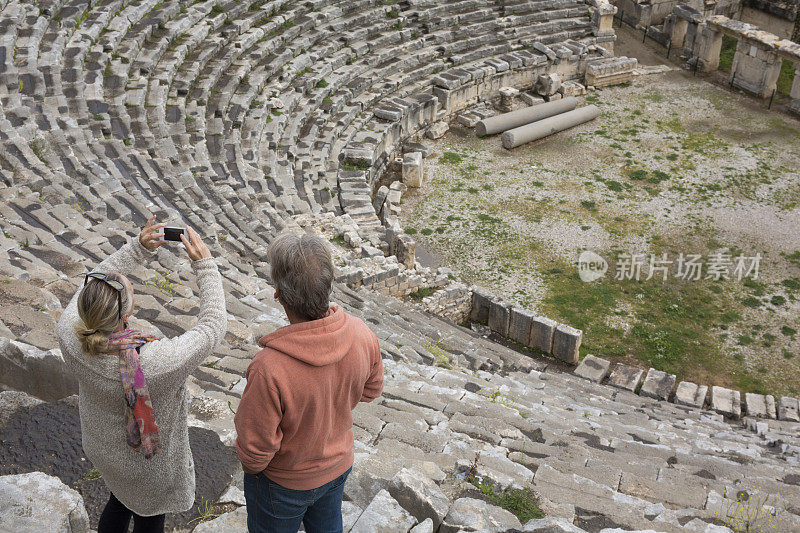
[139,217,167,251]
[180,227,212,261]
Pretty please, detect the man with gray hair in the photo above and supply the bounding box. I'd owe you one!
[235,231,383,533]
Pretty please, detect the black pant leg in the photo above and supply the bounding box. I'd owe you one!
[98,493,133,533]
[131,511,165,533]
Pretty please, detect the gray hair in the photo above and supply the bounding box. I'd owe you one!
[267,231,334,321]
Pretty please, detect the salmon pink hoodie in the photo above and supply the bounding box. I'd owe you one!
[234,305,383,490]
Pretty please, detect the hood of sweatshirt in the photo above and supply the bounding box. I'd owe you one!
[257,305,354,366]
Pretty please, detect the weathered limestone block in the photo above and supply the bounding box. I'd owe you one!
[535,73,561,96]
[558,81,586,97]
[469,286,494,324]
[440,497,522,533]
[778,396,800,422]
[696,24,723,72]
[520,92,545,106]
[532,42,557,61]
[344,456,404,508]
[410,518,434,533]
[387,468,450,528]
[607,364,644,391]
[710,386,742,419]
[387,227,416,271]
[488,300,512,337]
[585,57,638,87]
[730,38,782,98]
[674,381,707,408]
[508,307,536,345]
[373,185,390,215]
[529,315,558,353]
[457,111,480,128]
[639,368,676,401]
[669,15,690,50]
[402,152,424,188]
[350,489,417,533]
[0,471,90,532]
[523,517,586,531]
[498,86,519,112]
[532,495,575,523]
[590,0,617,39]
[551,324,582,364]
[425,121,449,139]
[574,355,610,382]
[403,142,431,158]
[343,501,363,532]
[789,66,800,116]
[744,393,776,419]
[0,339,78,401]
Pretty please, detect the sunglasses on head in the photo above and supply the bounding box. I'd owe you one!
[84,273,125,320]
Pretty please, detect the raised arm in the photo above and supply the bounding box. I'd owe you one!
[58,218,165,345]
[139,227,227,382]
[93,216,166,275]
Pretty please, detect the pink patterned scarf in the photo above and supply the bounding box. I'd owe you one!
[107,328,162,460]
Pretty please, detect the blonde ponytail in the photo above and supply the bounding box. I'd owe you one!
[75,272,131,356]
[75,326,111,357]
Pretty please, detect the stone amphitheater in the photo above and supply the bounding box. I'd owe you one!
[0,0,799,531]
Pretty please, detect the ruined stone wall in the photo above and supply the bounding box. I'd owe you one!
[613,0,741,28]
[741,5,797,39]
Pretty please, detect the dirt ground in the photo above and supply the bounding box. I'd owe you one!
[401,29,800,396]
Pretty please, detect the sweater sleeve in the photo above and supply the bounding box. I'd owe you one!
[92,236,155,276]
[360,333,384,403]
[234,367,283,474]
[139,257,227,381]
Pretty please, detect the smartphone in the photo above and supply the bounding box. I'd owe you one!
[163,226,187,242]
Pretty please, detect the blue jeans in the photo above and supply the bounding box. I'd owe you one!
[243,467,352,533]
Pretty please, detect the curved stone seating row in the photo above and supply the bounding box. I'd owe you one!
[14,0,592,252]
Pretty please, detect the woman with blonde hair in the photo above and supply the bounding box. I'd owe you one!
[57,218,227,533]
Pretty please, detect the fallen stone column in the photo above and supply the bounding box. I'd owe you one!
[475,97,577,136]
[501,105,601,149]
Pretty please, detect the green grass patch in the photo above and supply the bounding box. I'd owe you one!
[628,169,647,181]
[341,161,370,171]
[409,287,434,300]
[777,59,795,96]
[540,262,749,380]
[439,151,463,164]
[718,34,737,73]
[83,468,101,480]
[771,295,786,306]
[471,478,544,523]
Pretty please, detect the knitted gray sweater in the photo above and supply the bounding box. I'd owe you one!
[57,238,227,516]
